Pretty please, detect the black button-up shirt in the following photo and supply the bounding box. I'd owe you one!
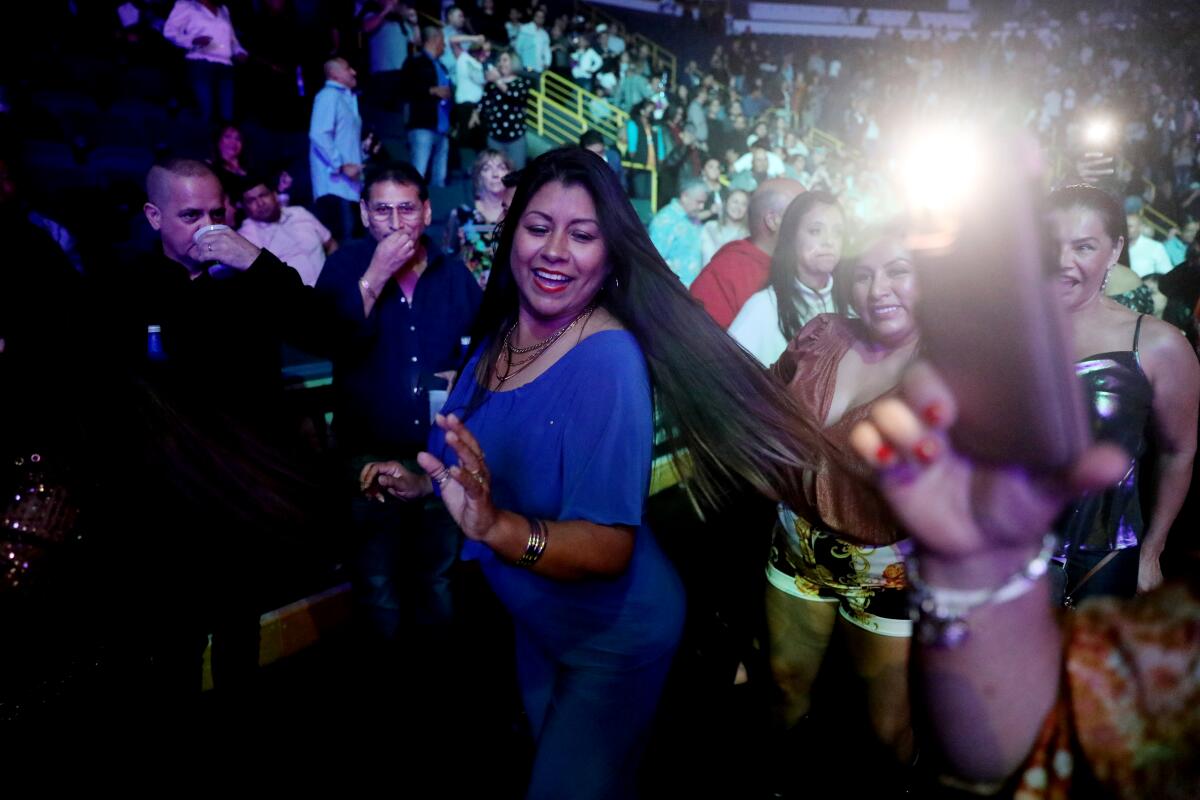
[315,238,482,456]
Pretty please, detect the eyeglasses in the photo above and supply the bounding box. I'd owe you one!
[368,202,423,221]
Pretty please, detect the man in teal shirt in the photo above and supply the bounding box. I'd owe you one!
[649,179,710,287]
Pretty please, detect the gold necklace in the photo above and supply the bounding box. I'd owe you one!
[496,306,596,386]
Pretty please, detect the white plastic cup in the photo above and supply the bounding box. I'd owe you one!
[193,223,231,245]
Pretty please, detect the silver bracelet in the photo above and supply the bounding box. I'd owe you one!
[908,533,1057,648]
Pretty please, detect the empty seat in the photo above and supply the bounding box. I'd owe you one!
[22,140,78,171]
[89,145,156,185]
[117,65,174,104]
[90,100,171,149]
[31,90,101,121]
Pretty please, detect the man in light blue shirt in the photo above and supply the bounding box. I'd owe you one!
[515,7,550,75]
[649,179,710,287]
[310,57,364,241]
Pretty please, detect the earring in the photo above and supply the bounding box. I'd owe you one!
[1101,266,1112,291]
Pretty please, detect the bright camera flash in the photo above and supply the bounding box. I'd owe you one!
[1085,118,1115,146]
[899,123,981,216]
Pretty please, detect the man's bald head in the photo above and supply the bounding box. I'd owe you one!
[146,158,218,208]
[324,57,357,88]
[143,159,227,269]
[749,179,804,252]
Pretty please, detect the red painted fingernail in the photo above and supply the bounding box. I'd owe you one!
[875,443,896,466]
[922,402,945,426]
[914,438,940,464]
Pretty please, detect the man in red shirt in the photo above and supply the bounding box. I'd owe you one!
[689,179,804,328]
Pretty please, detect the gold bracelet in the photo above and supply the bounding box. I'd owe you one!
[359,278,378,301]
[516,516,548,567]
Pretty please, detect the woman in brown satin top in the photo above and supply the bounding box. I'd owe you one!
[763,224,919,782]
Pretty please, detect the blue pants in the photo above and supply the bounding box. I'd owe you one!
[408,128,449,188]
[350,490,459,640]
[515,625,678,800]
[314,194,360,242]
[187,59,235,122]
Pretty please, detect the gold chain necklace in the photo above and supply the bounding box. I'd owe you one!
[496,306,596,386]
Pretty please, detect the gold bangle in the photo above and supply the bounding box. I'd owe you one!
[516,517,548,567]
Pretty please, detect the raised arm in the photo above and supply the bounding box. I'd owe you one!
[848,362,1130,784]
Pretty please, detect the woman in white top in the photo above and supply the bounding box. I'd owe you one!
[455,41,489,148]
[728,191,844,366]
[569,35,604,91]
[700,188,749,267]
[163,0,247,121]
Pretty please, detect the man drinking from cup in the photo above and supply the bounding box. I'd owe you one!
[99,157,328,709]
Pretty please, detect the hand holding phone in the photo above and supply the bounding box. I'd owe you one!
[907,131,1090,470]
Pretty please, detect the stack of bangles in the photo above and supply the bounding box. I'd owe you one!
[906,533,1057,648]
[518,516,548,567]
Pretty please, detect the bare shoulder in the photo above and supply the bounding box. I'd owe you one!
[1138,315,1200,386]
[580,306,626,338]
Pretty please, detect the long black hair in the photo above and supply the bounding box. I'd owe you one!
[767,190,843,342]
[460,147,818,508]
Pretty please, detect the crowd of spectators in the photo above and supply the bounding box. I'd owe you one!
[3,3,1200,796]
[628,4,1200,276]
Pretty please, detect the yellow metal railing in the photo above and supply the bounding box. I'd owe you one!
[805,126,852,158]
[1141,204,1177,238]
[573,0,676,86]
[526,71,658,211]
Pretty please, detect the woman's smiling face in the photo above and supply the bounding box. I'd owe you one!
[510,181,610,326]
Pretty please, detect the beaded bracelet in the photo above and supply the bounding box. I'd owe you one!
[907,533,1058,648]
[516,516,548,567]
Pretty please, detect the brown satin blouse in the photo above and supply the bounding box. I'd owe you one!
[772,314,901,546]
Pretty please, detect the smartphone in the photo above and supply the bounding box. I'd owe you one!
[1073,115,1120,190]
[911,134,1090,470]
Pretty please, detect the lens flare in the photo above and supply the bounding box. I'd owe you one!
[1085,118,1115,146]
[898,123,982,216]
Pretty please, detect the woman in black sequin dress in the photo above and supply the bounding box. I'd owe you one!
[1048,185,1198,602]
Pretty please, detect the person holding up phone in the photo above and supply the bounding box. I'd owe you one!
[762,223,920,792]
[1048,185,1198,603]
[849,362,1198,799]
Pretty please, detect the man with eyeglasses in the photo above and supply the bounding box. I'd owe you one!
[315,162,481,669]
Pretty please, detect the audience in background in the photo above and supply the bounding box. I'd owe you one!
[648,178,710,287]
[402,27,453,188]
[238,175,336,287]
[163,0,247,122]
[309,57,364,242]
[6,6,1200,793]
